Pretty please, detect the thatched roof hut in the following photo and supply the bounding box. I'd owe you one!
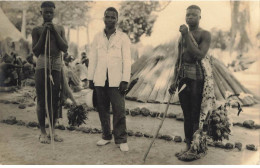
[126,40,259,106]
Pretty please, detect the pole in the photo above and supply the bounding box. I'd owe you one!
[143,36,185,162]
[44,29,54,150]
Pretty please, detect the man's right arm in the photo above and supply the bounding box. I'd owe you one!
[32,27,47,57]
[87,34,98,89]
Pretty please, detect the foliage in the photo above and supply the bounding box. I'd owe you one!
[67,105,88,127]
[206,94,242,141]
[55,1,92,28]
[0,1,93,37]
[118,1,159,43]
[210,28,230,50]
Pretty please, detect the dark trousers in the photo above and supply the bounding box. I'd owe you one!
[178,77,204,144]
[95,82,127,144]
[35,69,61,127]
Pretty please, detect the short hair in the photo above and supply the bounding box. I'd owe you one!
[104,7,118,18]
[187,5,201,12]
[81,52,86,56]
[41,1,55,9]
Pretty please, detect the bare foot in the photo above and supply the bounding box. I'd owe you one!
[178,150,199,161]
[39,134,50,144]
[175,149,188,157]
[48,134,63,142]
[175,144,190,157]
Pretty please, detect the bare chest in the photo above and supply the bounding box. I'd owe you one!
[184,31,202,47]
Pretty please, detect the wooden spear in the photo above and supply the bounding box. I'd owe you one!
[143,37,185,162]
[143,84,186,162]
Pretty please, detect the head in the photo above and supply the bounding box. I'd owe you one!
[26,54,33,64]
[82,58,89,67]
[186,5,201,27]
[3,53,14,64]
[104,7,118,29]
[81,52,87,59]
[40,1,56,22]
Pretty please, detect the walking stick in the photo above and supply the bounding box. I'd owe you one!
[143,84,186,162]
[143,36,185,163]
[44,29,55,150]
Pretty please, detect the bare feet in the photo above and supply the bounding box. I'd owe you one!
[39,134,50,144]
[178,150,199,161]
[47,134,63,142]
[175,149,189,157]
[175,143,190,157]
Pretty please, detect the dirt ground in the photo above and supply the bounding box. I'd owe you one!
[0,84,259,165]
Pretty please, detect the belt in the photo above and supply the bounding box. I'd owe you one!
[179,62,203,80]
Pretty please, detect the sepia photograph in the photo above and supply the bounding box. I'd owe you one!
[0,0,259,165]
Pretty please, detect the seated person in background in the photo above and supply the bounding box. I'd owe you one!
[22,57,35,80]
[26,53,36,68]
[11,52,23,87]
[63,52,81,92]
[0,54,21,87]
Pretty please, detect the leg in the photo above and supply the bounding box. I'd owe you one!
[92,89,98,109]
[35,69,50,144]
[17,69,22,87]
[95,86,112,141]
[49,70,62,142]
[176,78,192,155]
[107,87,127,144]
[190,79,204,136]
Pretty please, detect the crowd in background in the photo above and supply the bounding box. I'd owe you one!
[0,37,89,93]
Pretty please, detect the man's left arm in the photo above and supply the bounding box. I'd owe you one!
[53,25,68,53]
[119,34,131,93]
[121,34,131,83]
[184,30,211,61]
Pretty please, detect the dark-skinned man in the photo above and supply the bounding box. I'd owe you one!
[88,7,131,152]
[32,1,71,144]
[169,5,212,158]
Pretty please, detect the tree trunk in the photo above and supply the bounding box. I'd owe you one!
[67,26,70,43]
[86,24,90,46]
[77,25,80,48]
[21,8,26,38]
[230,1,252,54]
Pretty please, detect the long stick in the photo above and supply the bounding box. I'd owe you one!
[143,84,186,162]
[48,29,55,148]
[143,94,172,162]
[44,29,54,150]
[143,36,185,162]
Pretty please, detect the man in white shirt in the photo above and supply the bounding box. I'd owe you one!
[88,7,131,152]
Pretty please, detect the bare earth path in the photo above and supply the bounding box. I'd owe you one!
[0,85,259,165]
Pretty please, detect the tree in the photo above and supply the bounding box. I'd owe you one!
[54,1,93,46]
[1,1,42,38]
[210,28,230,50]
[0,1,93,42]
[118,1,160,43]
[230,1,252,54]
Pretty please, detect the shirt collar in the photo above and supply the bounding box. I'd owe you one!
[103,28,117,37]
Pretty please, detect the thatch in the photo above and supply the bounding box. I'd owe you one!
[0,8,24,41]
[126,40,259,106]
[0,8,30,58]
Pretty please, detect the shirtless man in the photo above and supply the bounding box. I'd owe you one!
[31,1,68,144]
[169,5,211,156]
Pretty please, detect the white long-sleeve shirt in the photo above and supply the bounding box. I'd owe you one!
[88,30,131,87]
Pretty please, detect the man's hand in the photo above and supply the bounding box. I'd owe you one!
[168,82,177,95]
[119,81,128,95]
[179,24,188,36]
[44,22,55,32]
[89,80,94,90]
